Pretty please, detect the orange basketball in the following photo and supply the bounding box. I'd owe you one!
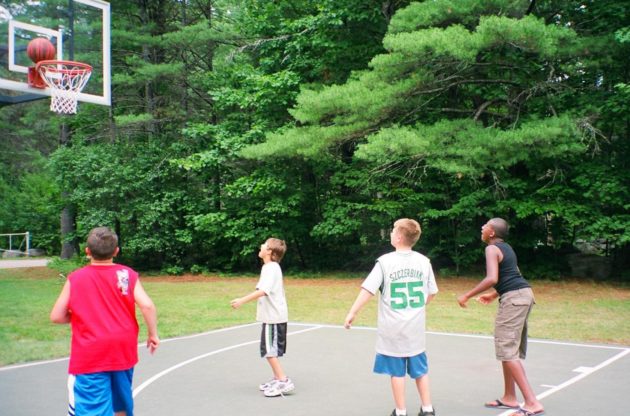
[27,38,56,63]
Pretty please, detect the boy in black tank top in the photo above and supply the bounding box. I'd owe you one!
[457,218,545,416]
[493,242,530,295]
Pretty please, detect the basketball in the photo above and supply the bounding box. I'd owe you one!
[26,37,56,63]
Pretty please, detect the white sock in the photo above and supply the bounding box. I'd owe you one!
[396,408,407,416]
[422,405,434,412]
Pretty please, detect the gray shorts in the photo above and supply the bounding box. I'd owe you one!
[494,287,534,361]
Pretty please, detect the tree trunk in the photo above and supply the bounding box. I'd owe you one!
[59,123,78,259]
[60,204,77,259]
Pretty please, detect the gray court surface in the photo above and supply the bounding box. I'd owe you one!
[1,323,629,415]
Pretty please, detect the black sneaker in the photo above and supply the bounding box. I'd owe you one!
[390,410,406,416]
[419,408,436,416]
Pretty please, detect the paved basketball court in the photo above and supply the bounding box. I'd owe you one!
[1,323,629,415]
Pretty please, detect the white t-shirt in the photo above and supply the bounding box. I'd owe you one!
[362,250,438,357]
[255,262,288,324]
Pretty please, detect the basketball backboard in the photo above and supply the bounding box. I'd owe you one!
[0,0,110,107]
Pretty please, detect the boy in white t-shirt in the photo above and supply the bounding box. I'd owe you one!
[345,218,439,416]
[230,238,293,397]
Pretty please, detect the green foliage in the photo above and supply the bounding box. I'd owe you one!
[355,116,583,172]
[47,257,89,277]
[388,0,530,33]
[49,133,213,270]
[2,0,628,278]
[190,164,318,269]
[247,13,580,157]
[238,0,406,84]
[241,0,630,275]
[0,156,60,253]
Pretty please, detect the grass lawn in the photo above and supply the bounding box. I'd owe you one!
[1,267,629,366]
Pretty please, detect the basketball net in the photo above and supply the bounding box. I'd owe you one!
[36,60,92,114]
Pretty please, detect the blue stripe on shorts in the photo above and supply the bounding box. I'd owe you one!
[373,352,429,379]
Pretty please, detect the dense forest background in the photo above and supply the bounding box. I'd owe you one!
[0,0,628,279]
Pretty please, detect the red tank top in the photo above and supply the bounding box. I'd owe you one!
[68,264,139,374]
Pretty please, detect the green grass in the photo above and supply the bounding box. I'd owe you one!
[0,271,72,364]
[1,268,629,366]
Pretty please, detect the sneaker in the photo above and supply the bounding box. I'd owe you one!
[263,377,295,397]
[258,378,278,391]
[390,410,406,416]
[418,408,436,416]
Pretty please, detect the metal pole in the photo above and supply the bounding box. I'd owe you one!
[26,232,30,256]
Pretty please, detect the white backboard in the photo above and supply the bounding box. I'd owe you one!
[0,0,110,106]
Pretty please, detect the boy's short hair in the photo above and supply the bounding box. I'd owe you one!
[87,227,118,260]
[489,218,509,239]
[394,218,421,246]
[266,238,287,263]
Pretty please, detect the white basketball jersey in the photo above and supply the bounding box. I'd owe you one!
[362,250,438,357]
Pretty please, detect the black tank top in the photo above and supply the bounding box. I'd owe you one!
[493,242,530,295]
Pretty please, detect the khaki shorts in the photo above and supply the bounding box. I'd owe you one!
[494,287,534,361]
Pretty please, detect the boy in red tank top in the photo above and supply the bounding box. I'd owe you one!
[50,227,159,416]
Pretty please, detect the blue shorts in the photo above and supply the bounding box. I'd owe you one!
[373,352,429,379]
[68,369,134,416]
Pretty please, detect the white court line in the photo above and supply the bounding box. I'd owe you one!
[427,331,629,350]
[2,322,627,372]
[158,322,260,343]
[534,348,630,400]
[295,322,630,415]
[489,347,630,416]
[291,322,630,350]
[132,325,323,398]
[0,323,262,372]
[0,356,69,372]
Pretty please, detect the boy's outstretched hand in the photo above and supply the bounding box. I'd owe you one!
[230,298,243,309]
[456,294,469,308]
[476,292,498,305]
[457,292,498,308]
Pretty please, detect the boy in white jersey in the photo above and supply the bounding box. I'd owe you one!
[230,238,294,397]
[345,218,438,416]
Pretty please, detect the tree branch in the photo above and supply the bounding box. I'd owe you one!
[474,99,499,121]
[227,28,311,61]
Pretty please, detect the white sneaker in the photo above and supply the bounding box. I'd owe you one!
[258,378,278,391]
[263,377,295,397]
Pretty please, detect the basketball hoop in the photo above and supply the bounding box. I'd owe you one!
[35,60,92,114]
